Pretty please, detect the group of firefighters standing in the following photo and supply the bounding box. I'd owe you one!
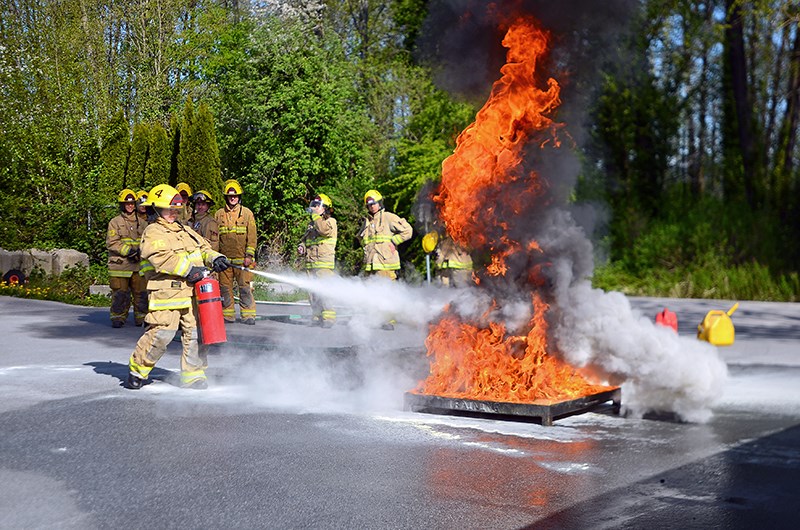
[107,182,472,389]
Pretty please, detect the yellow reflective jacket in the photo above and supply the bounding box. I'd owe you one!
[139,218,223,311]
[436,236,473,270]
[191,211,220,252]
[358,209,413,271]
[215,203,257,264]
[301,214,337,269]
[106,211,147,278]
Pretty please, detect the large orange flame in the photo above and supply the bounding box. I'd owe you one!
[435,17,561,257]
[415,15,611,403]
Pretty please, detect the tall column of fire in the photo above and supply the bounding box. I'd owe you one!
[414,16,615,403]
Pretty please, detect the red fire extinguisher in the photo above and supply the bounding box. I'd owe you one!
[195,276,227,344]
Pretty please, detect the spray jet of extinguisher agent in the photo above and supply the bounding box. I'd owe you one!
[232,264,295,285]
[230,264,336,304]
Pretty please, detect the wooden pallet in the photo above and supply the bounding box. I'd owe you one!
[404,387,621,426]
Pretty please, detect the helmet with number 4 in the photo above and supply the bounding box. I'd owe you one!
[148,184,184,209]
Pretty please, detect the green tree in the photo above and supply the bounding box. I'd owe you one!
[128,123,151,190]
[127,121,173,191]
[169,113,181,186]
[100,111,131,195]
[182,102,224,195]
[147,123,171,187]
[384,78,476,220]
[210,16,377,271]
[177,97,196,187]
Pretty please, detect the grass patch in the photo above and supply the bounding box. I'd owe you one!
[593,261,800,301]
[593,195,800,302]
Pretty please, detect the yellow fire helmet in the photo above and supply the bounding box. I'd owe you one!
[421,231,439,254]
[148,184,184,209]
[316,193,332,208]
[117,188,137,203]
[364,189,383,205]
[136,190,149,205]
[223,179,243,196]
[192,190,215,205]
[175,182,193,198]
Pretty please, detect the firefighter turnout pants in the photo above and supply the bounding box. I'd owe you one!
[110,274,148,325]
[218,266,256,322]
[128,306,207,386]
[438,268,473,289]
[368,269,397,326]
[307,268,336,323]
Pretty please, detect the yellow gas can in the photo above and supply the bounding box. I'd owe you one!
[697,302,739,346]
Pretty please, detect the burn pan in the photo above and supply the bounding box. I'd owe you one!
[404,388,621,426]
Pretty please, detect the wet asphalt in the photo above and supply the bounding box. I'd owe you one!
[1,294,799,529]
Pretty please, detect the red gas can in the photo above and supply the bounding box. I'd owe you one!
[195,277,227,344]
[655,307,678,332]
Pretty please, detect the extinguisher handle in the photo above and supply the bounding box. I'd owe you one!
[186,266,211,284]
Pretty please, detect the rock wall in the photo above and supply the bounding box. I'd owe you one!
[0,248,90,278]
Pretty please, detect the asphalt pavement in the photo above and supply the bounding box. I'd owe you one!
[1,294,799,529]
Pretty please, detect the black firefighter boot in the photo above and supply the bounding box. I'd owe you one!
[125,374,144,390]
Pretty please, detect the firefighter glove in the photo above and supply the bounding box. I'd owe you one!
[186,266,209,285]
[212,256,232,273]
[126,248,141,263]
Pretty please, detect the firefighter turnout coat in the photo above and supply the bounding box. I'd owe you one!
[140,218,222,312]
[106,210,148,324]
[358,209,413,272]
[301,213,337,270]
[129,217,223,386]
[216,203,256,265]
[191,211,220,252]
[215,202,258,322]
[435,236,474,288]
[436,236,473,271]
[106,211,146,278]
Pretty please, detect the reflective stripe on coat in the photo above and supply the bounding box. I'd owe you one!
[140,218,223,311]
[358,209,412,271]
[107,211,146,276]
[302,214,337,270]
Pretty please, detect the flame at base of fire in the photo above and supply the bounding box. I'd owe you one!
[415,294,613,403]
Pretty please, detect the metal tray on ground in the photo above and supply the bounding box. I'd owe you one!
[404,387,621,426]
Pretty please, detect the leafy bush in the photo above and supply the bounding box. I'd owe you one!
[591,193,799,301]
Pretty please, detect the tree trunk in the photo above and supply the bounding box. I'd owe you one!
[724,0,758,207]
[781,27,800,176]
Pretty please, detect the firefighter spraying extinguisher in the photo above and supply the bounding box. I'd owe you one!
[195,274,227,344]
[126,183,235,391]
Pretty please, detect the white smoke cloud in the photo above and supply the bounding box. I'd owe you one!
[232,345,419,414]
[540,209,728,423]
